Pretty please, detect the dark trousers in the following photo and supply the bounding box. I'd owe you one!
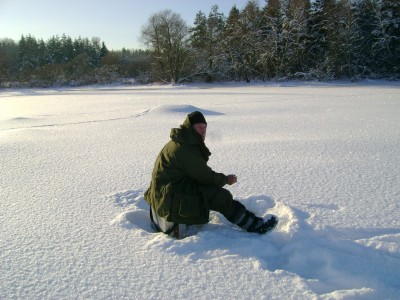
[200,185,236,219]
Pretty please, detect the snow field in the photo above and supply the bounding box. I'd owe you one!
[1,82,400,299]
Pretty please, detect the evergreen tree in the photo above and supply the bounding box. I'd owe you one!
[223,3,270,81]
[60,34,74,63]
[18,35,42,82]
[89,37,102,67]
[333,0,365,78]
[259,0,285,78]
[188,6,226,81]
[190,11,208,50]
[206,5,225,71]
[0,38,19,83]
[354,0,378,75]
[46,35,61,64]
[308,0,339,78]
[372,0,400,75]
[37,39,47,66]
[222,5,243,80]
[188,10,208,79]
[282,0,311,76]
[100,42,109,59]
[238,0,262,81]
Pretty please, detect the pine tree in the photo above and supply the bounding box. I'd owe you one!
[18,35,40,71]
[239,0,262,81]
[89,37,102,67]
[333,0,363,78]
[190,11,208,50]
[354,0,378,75]
[100,42,109,60]
[37,39,47,67]
[222,5,244,80]
[206,5,225,70]
[222,1,262,82]
[0,38,19,82]
[259,0,285,78]
[284,0,311,76]
[308,0,339,78]
[188,6,226,81]
[372,0,400,76]
[61,34,74,63]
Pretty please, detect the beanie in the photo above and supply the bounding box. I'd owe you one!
[188,111,207,125]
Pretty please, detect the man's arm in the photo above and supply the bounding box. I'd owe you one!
[176,146,227,186]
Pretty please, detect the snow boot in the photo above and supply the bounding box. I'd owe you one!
[227,200,278,234]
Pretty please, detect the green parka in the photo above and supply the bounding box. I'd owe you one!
[144,115,228,224]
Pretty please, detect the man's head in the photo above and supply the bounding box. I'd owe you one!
[188,111,207,141]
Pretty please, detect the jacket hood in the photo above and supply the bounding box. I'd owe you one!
[170,115,211,159]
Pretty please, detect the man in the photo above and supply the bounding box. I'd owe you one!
[144,111,278,238]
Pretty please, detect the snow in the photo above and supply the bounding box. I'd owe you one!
[1,81,400,299]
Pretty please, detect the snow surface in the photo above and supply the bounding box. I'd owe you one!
[1,81,400,299]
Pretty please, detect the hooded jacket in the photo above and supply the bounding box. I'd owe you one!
[144,115,228,224]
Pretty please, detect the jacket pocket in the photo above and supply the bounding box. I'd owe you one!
[172,192,209,224]
[179,194,202,218]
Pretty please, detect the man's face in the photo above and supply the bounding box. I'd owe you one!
[193,123,207,141]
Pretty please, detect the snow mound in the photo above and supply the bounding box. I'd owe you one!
[151,104,223,116]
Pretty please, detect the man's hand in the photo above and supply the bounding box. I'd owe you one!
[227,174,237,185]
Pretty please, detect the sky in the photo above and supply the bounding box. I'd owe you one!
[0,0,252,50]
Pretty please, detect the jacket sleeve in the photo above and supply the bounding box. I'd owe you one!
[175,145,227,187]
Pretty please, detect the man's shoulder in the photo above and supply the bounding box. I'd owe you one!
[163,140,183,156]
[166,139,199,156]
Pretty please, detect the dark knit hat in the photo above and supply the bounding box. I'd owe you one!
[188,111,207,125]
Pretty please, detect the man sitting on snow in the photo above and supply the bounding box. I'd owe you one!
[144,111,278,238]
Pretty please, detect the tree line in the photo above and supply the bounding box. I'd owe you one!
[0,34,151,87]
[0,0,399,87]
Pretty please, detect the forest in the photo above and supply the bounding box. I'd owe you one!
[0,0,399,87]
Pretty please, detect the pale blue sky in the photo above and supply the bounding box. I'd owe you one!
[0,0,253,50]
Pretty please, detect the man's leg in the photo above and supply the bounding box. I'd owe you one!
[203,185,278,234]
[205,186,236,217]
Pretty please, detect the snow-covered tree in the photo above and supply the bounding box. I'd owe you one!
[188,6,226,81]
[282,0,311,76]
[371,0,400,76]
[222,5,244,80]
[221,1,263,82]
[308,0,340,78]
[259,0,285,78]
[332,0,365,78]
[239,0,263,81]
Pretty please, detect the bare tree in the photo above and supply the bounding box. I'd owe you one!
[141,10,191,83]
